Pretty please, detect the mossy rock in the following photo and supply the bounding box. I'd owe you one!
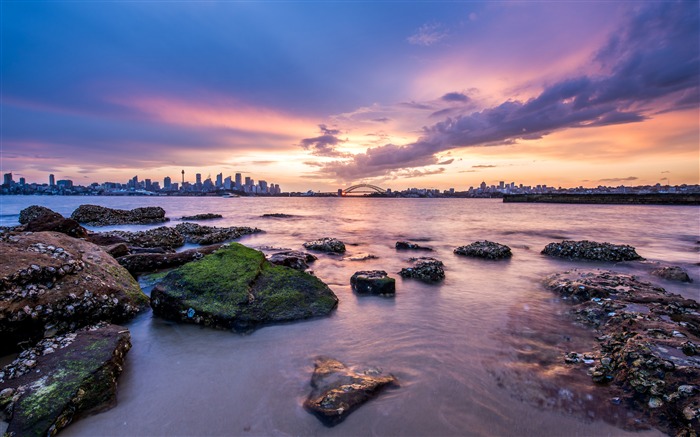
[150,243,338,331]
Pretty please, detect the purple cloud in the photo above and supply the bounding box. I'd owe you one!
[299,124,348,157]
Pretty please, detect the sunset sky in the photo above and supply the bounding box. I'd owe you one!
[2,1,698,191]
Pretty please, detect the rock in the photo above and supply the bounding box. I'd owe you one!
[71,204,168,226]
[18,205,58,225]
[267,251,317,271]
[0,231,148,355]
[650,266,692,283]
[179,213,222,220]
[395,241,433,251]
[100,226,185,250]
[399,257,445,282]
[174,222,261,245]
[0,324,131,436]
[350,271,395,295]
[261,213,296,218]
[303,357,397,426]
[544,269,700,436]
[104,243,130,258]
[541,240,643,261]
[150,243,338,332]
[303,237,346,254]
[454,240,512,260]
[345,253,379,261]
[24,212,89,239]
[86,233,128,246]
[117,244,225,276]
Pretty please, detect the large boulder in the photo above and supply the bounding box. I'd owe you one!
[350,271,395,295]
[303,357,397,426]
[174,222,261,245]
[398,257,445,282]
[0,232,148,354]
[267,250,317,271]
[99,226,185,250]
[71,204,168,226]
[544,270,700,436]
[541,240,643,261]
[150,243,338,332]
[454,240,512,260]
[0,324,131,436]
[117,244,224,276]
[18,205,57,225]
[24,212,88,239]
[303,237,346,254]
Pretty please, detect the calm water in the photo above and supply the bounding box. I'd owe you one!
[1,196,698,436]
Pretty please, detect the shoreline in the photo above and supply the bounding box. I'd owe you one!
[503,193,700,205]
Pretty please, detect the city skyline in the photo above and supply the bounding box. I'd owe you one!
[1,2,698,191]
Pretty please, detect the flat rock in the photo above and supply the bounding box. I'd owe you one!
[650,266,693,283]
[303,237,346,254]
[0,324,131,436]
[350,270,395,295]
[544,269,700,436]
[399,257,445,282]
[395,241,433,251]
[454,240,512,260]
[150,243,338,332]
[541,240,643,261]
[174,222,261,245]
[303,357,397,426]
[261,213,296,218]
[100,226,185,250]
[179,213,222,220]
[0,231,148,355]
[117,244,224,276]
[71,204,168,226]
[267,251,317,271]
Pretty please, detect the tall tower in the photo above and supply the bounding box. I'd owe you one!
[181,169,185,185]
[49,174,55,186]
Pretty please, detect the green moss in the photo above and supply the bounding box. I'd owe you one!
[103,263,149,306]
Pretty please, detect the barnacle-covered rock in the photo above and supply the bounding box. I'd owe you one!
[541,240,643,261]
[454,240,512,260]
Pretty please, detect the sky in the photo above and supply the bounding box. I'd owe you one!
[1,1,698,192]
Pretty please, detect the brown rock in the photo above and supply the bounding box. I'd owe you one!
[117,244,224,275]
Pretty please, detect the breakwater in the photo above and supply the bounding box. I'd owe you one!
[503,193,700,205]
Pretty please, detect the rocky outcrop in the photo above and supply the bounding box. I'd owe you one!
[18,205,57,225]
[0,231,148,355]
[399,257,445,282]
[100,226,185,250]
[117,244,224,276]
[179,213,222,220]
[267,251,317,271]
[303,357,397,426]
[651,266,693,283]
[24,212,88,239]
[150,243,338,332]
[303,237,346,254]
[174,222,261,245]
[0,324,131,436]
[395,241,433,251]
[350,271,395,295]
[541,240,643,261]
[454,240,512,260]
[71,204,168,226]
[545,270,700,436]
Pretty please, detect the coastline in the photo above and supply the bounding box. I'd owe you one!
[503,193,700,205]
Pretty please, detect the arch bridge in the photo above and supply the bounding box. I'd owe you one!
[341,184,386,196]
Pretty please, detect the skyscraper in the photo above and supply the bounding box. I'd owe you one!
[49,174,55,186]
[235,173,242,190]
[216,173,223,188]
[164,176,172,189]
[196,173,202,186]
[3,173,13,186]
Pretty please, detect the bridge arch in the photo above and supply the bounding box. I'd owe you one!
[342,184,386,195]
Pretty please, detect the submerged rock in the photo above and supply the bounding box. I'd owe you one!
[179,213,222,220]
[650,266,693,283]
[303,357,397,426]
[71,204,168,226]
[100,226,185,250]
[395,241,433,251]
[541,240,643,261]
[544,269,700,436]
[399,257,445,282]
[174,222,261,245]
[303,237,346,254]
[350,270,395,295]
[0,231,148,355]
[454,240,512,260]
[0,324,131,436]
[267,250,317,271]
[345,253,379,262]
[117,244,225,276]
[261,213,296,218]
[150,243,338,332]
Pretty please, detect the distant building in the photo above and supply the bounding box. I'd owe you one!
[235,173,242,190]
[57,179,73,188]
[164,176,172,189]
[224,176,232,190]
[49,174,55,186]
[216,173,223,188]
[19,177,26,185]
[3,173,13,186]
